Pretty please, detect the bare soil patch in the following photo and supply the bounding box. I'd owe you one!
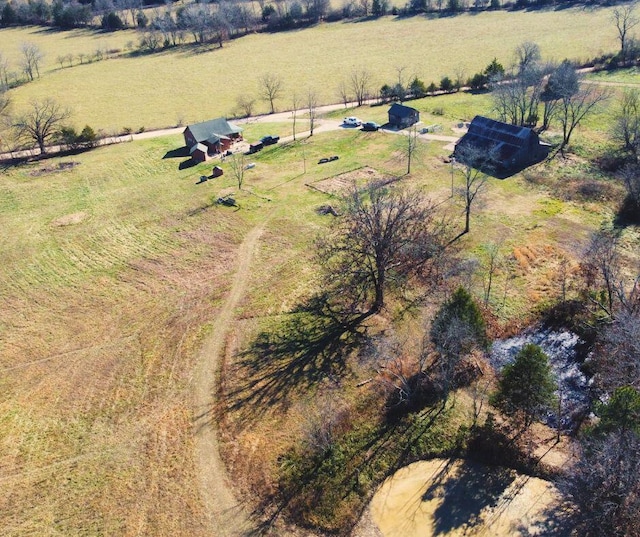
[30,161,79,176]
[307,166,397,196]
[369,458,562,537]
[51,211,89,227]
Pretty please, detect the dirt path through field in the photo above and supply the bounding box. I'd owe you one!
[192,224,265,537]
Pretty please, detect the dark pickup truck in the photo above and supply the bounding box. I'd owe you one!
[260,135,280,146]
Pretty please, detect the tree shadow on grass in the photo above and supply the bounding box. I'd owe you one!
[430,460,515,535]
[226,297,368,425]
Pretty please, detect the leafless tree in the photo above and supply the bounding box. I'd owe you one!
[613,88,640,160]
[227,152,246,189]
[558,431,640,537]
[620,162,640,210]
[595,310,640,393]
[337,79,350,108]
[350,68,371,107]
[316,182,451,319]
[514,41,541,73]
[397,126,422,174]
[20,42,44,81]
[612,3,640,66]
[453,143,494,236]
[359,0,371,15]
[291,91,300,141]
[12,99,71,154]
[259,73,283,114]
[307,89,318,136]
[0,53,10,88]
[235,94,256,118]
[482,240,503,306]
[581,228,623,318]
[543,61,609,155]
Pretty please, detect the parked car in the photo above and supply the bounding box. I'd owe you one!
[362,121,380,131]
[248,142,263,154]
[261,135,280,145]
[343,117,362,127]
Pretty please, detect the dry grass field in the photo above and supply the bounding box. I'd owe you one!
[1,40,639,534]
[1,6,619,133]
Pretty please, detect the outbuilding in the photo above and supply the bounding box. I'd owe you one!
[388,103,420,129]
[454,115,548,173]
[189,143,208,163]
[183,118,243,159]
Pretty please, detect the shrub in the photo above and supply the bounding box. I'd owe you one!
[440,76,454,93]
[101,11,124,30]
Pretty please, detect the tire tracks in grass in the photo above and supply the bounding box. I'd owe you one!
[192,223,265,537]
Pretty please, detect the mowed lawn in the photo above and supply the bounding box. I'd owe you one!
[1,6,619,133]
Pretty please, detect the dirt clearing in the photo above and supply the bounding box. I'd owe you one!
[369,458,562,537]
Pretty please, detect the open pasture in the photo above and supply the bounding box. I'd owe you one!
[1,6,619,133]
[1,84,637,535]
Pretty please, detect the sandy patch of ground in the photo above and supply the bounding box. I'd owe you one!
[369,458,561,537]
[51,211,89,226]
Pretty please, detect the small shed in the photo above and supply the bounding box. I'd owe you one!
[189,143,208,163]
[388,103,420,129]
[454,115,548,173]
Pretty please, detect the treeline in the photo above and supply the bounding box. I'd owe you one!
[0,0,632,41]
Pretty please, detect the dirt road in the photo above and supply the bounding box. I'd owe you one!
[192,225,265,536]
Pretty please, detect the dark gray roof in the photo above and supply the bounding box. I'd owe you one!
[466,115,535,145]
[388,103,418,117]
[456,115,538,163]
[185,118,242,143]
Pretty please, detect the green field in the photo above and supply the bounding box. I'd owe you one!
[1,6,620,132]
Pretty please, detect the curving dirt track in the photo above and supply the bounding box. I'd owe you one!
[192,225,265,537]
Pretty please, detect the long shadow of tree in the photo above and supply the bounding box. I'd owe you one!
[431,461,515,534]
[226,296,368,425]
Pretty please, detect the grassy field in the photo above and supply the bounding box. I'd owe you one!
[0,6,620,133]
[2,101,639,533]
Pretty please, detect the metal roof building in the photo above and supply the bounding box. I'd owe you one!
[455,115,548,173]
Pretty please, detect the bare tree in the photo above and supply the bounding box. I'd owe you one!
[20,42,44,81]
[307,89,318,136]
[316,182,451,319]
[397,126,422,174]
[581,228,622,318]
[595,310,640,393]
[235,94,256,118]
[227,152,246,189]
[543,61,609,155]
[514,41,541,73]
[0,52,10,88]
[613,88,640,160]
[259,73,283,114]
[612,3,640,66]
[337,79,350,108]
[558,430,640,537]
[481,240,503,306]
[291,91,300,141]
[621,162,640,210]
[12,99,71,154]
[453,143,494,236]
[350,68,371,107]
